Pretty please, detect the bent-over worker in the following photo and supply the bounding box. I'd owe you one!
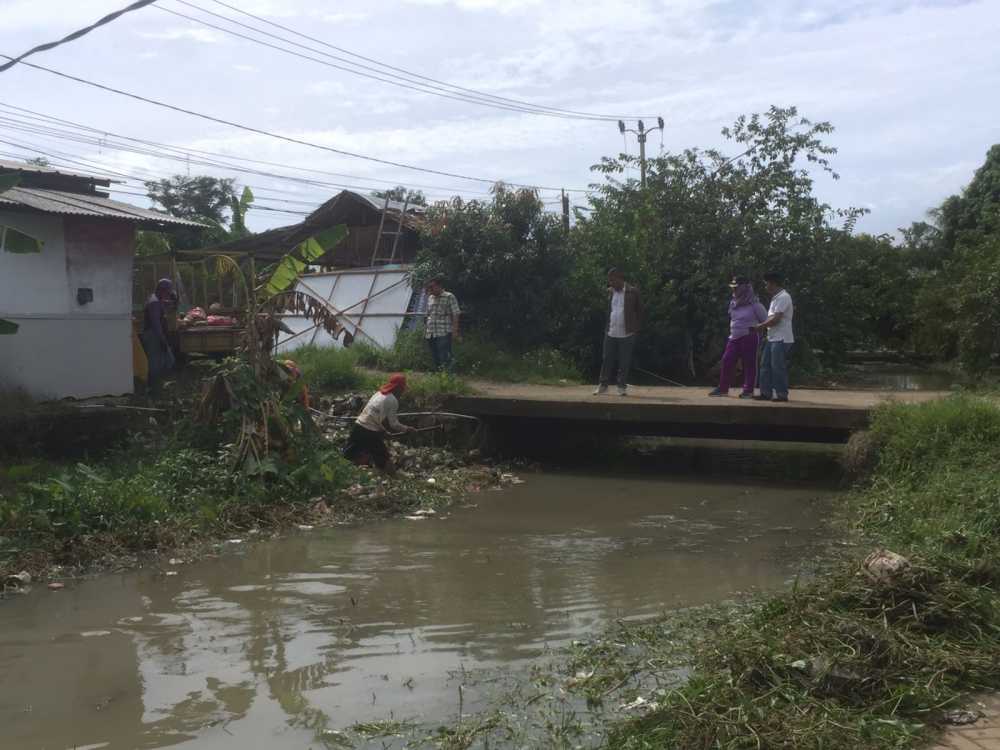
[342,374,414,474]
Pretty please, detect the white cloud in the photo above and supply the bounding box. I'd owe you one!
[321,12,370,24]
[139,28,224,44]
[0,0,995,236]
[305,81,350,96]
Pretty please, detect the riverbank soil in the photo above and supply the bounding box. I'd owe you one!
[0,389,516,583]
[934,695,1000,750]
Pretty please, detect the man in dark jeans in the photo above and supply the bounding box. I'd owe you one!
[424,278,461,371]
[593,268,643,397]
[754,271,795,402]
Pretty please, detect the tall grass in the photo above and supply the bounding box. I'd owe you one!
[284,344,376,392]
[352,329,581,384]
[860,395,1000,580]
[283,342,471,403]
[602,394,1000,749]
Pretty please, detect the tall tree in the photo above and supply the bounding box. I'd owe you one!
[561,106,891,377]
[144,175,240,251]
[907,144,1000,369]
[145,175,237,223]
[413,185,569,348]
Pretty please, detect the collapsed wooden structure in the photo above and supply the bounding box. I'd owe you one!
[133,190,426,356]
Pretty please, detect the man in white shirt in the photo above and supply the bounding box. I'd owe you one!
[754,272,794,402]
[593,268,643,397]
[342,373,414,474]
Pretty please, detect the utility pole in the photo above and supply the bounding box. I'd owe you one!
[561,189,570,232]
[618,117,665,189]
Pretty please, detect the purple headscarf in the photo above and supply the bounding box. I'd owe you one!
[730,282,758,309]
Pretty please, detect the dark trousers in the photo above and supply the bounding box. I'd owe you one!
[759,341,793,398]
[717,332,760,394]
[139,330,175,394]
[599,334,636,389]
[342,424,390,469]
[428,334,453,371]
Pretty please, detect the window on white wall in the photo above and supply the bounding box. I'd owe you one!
[0,225,44,254]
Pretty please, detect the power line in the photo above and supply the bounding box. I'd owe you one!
[0,102,508,197]
[0,138,377,211]
[158,4,587,121]
[202,0,658,121]
[164,0,654,123]
[0,0,160,74]
[0,113,520,206]
[110,185,313,216]
[0,142,320,217]
[0,59,588,192]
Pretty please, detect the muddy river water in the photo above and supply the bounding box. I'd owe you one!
[0,472,832,749]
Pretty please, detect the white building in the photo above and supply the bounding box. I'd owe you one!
[0,160,201,400]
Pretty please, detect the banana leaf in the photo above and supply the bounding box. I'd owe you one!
[263,225,347,298]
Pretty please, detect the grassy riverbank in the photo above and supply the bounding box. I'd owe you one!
[418,394,1000,750]
[0,397,508,584]
[351,329,582,385]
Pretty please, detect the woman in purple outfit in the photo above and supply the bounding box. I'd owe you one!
[708,276,768,398]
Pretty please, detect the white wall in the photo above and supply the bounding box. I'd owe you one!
[0,210,135,399]
[275,268,414,354]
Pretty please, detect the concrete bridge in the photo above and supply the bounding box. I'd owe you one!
[448,384,945,443]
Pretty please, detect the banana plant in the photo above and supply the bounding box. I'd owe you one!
[229,186,254,239]
[1,174,45,335]
[262,225,346,298]
[196,223,351,470]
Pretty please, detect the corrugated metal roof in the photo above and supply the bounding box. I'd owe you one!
[0,158,107,181]
[0,186,205,228]
[356,193,426,215]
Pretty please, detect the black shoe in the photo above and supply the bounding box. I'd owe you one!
[752,394,773,401]
[738,392,754,400]
[708,388,727,397]
[773,395,789,402]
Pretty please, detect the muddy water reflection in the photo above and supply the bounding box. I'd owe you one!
[0,474,831,749]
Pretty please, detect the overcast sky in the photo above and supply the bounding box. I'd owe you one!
[0,0,997,235]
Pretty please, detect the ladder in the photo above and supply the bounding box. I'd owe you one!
[371,194,409,266]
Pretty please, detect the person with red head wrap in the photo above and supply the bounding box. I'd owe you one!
[342,374,413,473]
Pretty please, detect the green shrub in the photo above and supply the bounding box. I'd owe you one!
[352,328,432,372]
[860,395,1000,576]
[1,442,360,555]
[869,394,1000,481]
[403,371,472,404]
[353,328,581,384]
[285,344,372,391]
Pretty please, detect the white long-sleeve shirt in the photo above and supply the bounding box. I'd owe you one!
[356,391,405,434]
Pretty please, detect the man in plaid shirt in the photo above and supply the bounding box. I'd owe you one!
[424,278,461,371]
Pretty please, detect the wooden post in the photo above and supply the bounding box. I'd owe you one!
[201,261,209,310]
[248,252,259,373]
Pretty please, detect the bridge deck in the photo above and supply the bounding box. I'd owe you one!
[448,384,945,442]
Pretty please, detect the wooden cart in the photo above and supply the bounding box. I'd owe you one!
[178,325,245,356]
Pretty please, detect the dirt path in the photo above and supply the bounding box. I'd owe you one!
[933,696,1000,750]
[468,382,946,409]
